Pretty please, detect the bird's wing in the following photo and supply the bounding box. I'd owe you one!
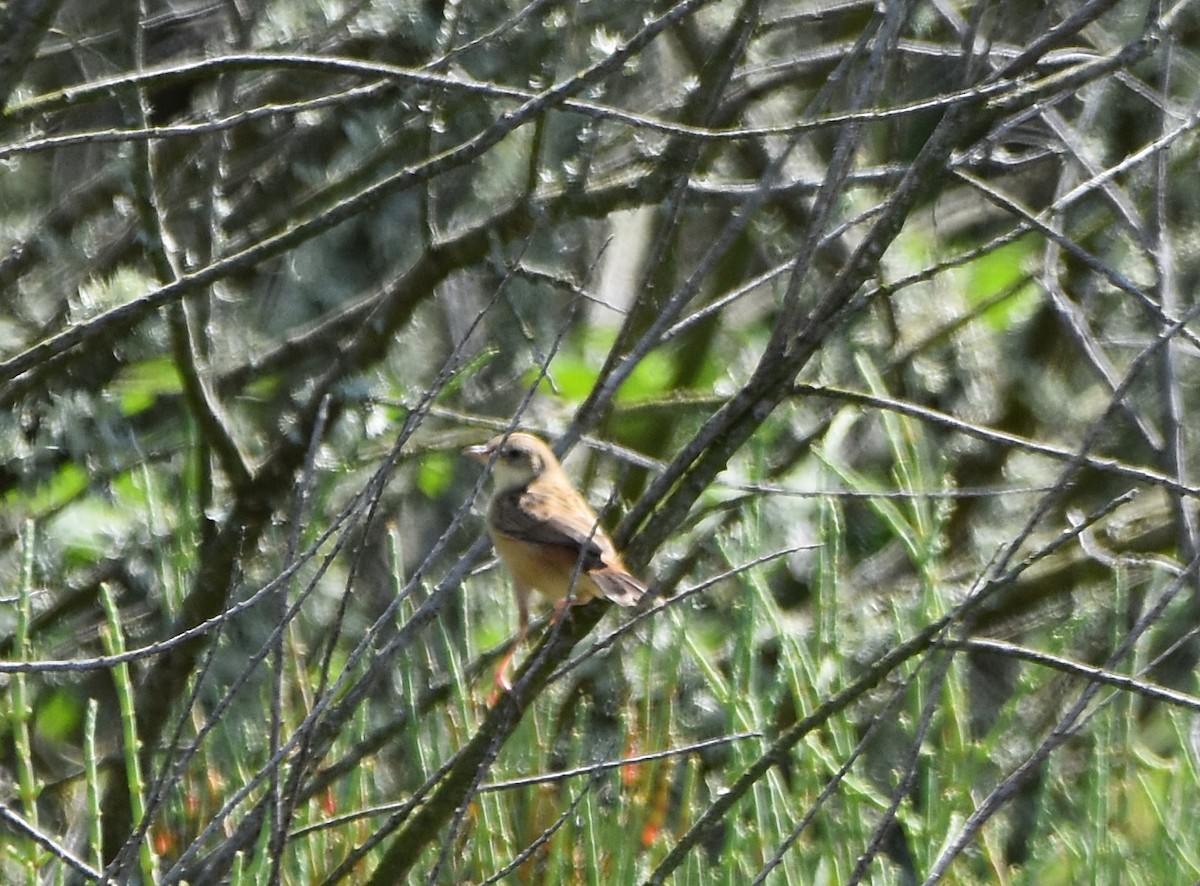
[490,488,612,567]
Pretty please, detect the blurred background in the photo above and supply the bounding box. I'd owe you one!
[1,1,1199,883]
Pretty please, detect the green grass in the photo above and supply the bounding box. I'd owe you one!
[4,410,1200,885]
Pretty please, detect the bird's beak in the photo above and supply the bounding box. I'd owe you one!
[462,443,492,462]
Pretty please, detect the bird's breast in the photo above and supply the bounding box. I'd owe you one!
[490,532,604,604]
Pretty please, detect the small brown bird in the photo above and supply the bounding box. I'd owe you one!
[464,431,647,688]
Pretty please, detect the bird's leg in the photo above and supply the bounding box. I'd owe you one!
[549,570,583,626]
[494,583,531,692]
[549,597,571,625]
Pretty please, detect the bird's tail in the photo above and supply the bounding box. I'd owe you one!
[592,567,648,607]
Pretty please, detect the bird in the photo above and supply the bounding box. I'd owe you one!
[463,431,647,689]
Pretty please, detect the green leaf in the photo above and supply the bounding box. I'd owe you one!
[417,451,454,498]
[113,357,183,416]
[616,348,674,402]
[36,689,82,743]
[532,336,678,405]
[536,351,597,402]
[10,462,88,513]
[964,240,1039,331]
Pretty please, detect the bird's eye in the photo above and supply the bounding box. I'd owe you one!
[500,447,519,461]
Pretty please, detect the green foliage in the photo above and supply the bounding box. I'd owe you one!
[114,357,184,417]
[535,332,679,406]
[416,451,455,499]
[33,687,82,743]
[10,462,88,514]
[960,239,1041,331]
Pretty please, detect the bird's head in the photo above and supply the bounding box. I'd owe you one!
[463,431,556,491]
